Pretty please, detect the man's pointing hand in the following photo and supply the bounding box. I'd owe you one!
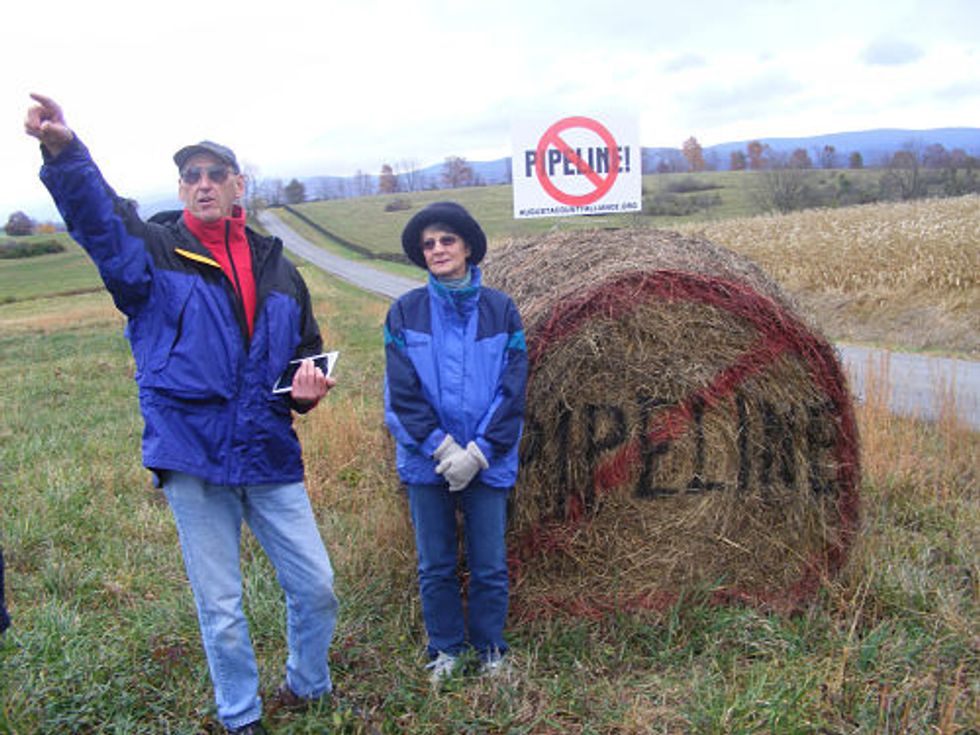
[25,93,74,157]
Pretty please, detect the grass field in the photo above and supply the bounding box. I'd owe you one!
[285,185,979,358]
[0,233,103,303]
[285,169,885,258]
[0,194,977,733]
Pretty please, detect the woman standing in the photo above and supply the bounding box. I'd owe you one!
[384,202,527,684]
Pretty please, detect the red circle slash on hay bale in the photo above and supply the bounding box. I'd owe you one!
[482,229,860,620]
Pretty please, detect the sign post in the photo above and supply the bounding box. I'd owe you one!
[512,114,641,219]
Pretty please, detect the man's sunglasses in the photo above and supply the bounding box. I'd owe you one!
[180,165,233,185]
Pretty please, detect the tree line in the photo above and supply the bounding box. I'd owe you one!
[666,136,977,177]
[245,155,498,210]
[661,136,980,213]
[7,138,977,233]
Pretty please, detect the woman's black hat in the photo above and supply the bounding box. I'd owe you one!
[401,201,487,269]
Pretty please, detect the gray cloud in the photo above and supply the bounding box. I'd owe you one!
[662,53,707,73]
[933,79,980,101]
[860,38,925,66]
[682,72,803,118]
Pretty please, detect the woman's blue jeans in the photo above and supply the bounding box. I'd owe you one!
[163,471,338,730]
[406,481,510,661]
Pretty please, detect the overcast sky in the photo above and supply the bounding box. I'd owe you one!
[2,0,977,220]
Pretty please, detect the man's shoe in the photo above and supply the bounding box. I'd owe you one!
[225,721,266,735]
[268,683,317,714]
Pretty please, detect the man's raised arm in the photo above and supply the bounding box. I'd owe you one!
[24,93,74,158]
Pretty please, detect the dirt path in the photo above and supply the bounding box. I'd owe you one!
[259,210,980,431]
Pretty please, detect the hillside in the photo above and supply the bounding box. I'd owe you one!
[19,127,979,223]
[303,127,979,191]
[280,189,979,357]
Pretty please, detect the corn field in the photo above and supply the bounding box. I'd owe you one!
[678,194,979,294]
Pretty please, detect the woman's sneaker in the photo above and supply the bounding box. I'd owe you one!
[424,651,459,685]
[225,721,266,735]
[479,653,511,678]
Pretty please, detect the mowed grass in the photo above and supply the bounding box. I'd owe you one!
[0,234,103,303]
[284,172,732,259]
[286,169,883,257]
[1,198,977,733]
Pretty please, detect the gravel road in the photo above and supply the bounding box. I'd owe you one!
[838,345,978,430]
[257,210,422,300]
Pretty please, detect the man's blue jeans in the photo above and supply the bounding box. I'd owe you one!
[163,471,338,730]
[406,482,510,661]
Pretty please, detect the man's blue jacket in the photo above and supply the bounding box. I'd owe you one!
[39,138,322,487]
[383,268,528,488]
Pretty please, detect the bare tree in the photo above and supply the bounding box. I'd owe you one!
[332,178,352,199]
[922,143,949,169]
[396,159,423,192]
[262,178,285,206]
[817,145,837,169]
[752,153,812,213]
[880,143,925,200]
[242,162,263,210]
[746,140,769,170]
[654,150,685,173]
[441,156,474,188]
[353,170,375,197]
[378,164,399,194]
[788,148,813,169]
[942,148,979,195]
[312,178,334,201]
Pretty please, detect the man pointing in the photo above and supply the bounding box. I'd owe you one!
[26,94,340,734]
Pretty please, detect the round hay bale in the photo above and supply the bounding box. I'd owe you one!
[482,228,860,619]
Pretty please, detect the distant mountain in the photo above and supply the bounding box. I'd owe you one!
[701,128,980,169]
[137,194,183,219]
[300,159,513,197]
[114,127,979,217]
[297,128,979,193]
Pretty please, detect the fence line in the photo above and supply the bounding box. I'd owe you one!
[278,205,412,266]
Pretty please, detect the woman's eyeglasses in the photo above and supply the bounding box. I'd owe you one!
[180,165,233,185]
[422,234,459,250]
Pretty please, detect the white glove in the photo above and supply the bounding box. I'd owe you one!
[433,434,466,490]
[433,434,469,490]
[433,434,464,462]
[436,441,489,492]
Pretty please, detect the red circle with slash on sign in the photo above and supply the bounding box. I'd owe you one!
[534,116,620,206]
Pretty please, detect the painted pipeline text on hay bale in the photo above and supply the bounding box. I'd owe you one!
[482,228,860,618]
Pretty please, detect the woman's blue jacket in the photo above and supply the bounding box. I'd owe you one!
[383,268,528,488]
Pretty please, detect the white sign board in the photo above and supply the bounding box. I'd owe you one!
[512,114,641,219]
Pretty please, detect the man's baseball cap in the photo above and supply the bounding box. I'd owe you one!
[173,140,239,173]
